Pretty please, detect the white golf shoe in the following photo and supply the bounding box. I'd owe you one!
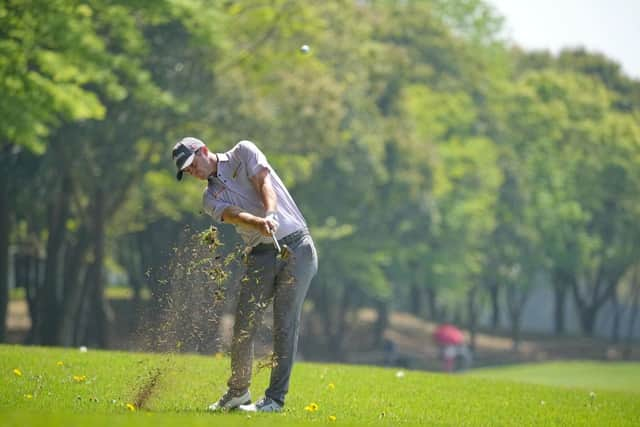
[207,390,251,412]
[239,396,283,413]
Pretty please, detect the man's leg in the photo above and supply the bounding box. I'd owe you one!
[265,235,318,405]
[227,250,277,394]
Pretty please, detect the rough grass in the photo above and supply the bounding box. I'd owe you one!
[1,344,639,426]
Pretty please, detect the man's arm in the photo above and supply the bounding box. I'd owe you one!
[221,166,277,237]
[221,206,272,236]
[219,145,278,236]
[249,167,277,214]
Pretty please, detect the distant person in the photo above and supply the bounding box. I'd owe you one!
[433,323,472,372]
[172,137,318,413]
[440,344,472,372]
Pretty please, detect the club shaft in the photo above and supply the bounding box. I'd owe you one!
[270,231,281,253]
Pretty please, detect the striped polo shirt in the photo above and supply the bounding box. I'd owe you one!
[202,140,307,248]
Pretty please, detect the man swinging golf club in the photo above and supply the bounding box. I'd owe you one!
[172,137,318,412]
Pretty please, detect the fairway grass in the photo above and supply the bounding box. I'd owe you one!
[1,345,639,426]
[469,361,640,393]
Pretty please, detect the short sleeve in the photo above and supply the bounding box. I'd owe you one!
[236,140,271,178]
[202,189,231,223]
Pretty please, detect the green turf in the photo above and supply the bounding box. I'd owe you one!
[1,345,639,426]
[468,361,640,393]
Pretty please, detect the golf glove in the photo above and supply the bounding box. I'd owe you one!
[265,211,279,233]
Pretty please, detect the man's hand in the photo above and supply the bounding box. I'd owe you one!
[265,211,279,233]
[256,217,274,237]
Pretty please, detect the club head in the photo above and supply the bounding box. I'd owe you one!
[270,231,290,260]
[279,244,290,260]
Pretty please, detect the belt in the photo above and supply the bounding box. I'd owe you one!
[250,228,308,254]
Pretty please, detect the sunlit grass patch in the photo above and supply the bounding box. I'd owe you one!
[468,361,640,393]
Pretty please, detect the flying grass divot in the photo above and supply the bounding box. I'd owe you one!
[132,367,161,410]
[137,225,244,355]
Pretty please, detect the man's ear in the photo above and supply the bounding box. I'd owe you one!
[200,146,209,156]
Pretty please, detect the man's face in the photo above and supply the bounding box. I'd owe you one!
[183,149,209,180]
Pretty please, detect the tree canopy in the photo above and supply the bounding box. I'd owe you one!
[3,0,640,348]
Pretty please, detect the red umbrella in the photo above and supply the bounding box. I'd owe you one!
[433,324,464,345]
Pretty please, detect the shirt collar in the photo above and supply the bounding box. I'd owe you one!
[208,151,230,182]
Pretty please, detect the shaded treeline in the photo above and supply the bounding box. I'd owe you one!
[2,0,640,355]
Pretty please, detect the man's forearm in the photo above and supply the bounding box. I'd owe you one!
[222,206,262,228]
[222,205,273,237]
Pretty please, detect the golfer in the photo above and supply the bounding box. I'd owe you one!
[172,137,317,413]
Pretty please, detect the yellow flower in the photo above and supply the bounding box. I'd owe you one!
[327,383,335,391]
[214,352,224,360]
[328,415,337,422]
[304,402,319,412]
[56,361,64,367]
[72,375,87,383]
[126,403,136,411]
[13,368,22,377]
[24,394,33,399]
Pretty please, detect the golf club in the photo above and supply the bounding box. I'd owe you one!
[270,229,282,253]
[270,230,290,260]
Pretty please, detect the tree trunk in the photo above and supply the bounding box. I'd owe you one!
[466,285,479,352]
[426,288,438,322]
[578,306,598,336]
[610,292,621,344]
[506,285,530,352]
[373,299,389,347]
[24,256,39,344]
[58,228,91,346]
[36,174,72,345]
[74,263,94,346]
[127,234,144,333]
[489,283,500,330]
[553,280,567,335]
[87,189,110,348]
[572,274,621,338]
[624,268,639,360]
[409,283,422,317]
[552,268,574,335]
[328,286,351,361]
[0,157,9,343]
[318,279,332,350]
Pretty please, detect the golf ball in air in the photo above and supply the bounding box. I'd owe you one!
[300,44,310,53]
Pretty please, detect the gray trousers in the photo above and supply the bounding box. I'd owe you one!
[227,231,317,405]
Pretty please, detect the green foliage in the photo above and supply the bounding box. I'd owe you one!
[0,0,104,151]
[6,0,640,340]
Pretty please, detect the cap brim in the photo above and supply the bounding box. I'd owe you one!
[179,153,195,170]
[175,153,195,181]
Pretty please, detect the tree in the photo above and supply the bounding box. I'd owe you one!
[0,0,113,342]
[492,70,640,337]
